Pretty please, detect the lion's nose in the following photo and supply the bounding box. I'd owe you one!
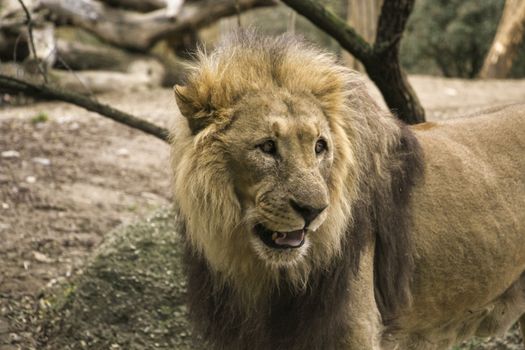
[290,200,327,228]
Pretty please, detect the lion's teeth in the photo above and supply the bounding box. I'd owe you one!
[272,232,287,241]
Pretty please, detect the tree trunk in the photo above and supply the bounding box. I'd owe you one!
[366,0,424,124]
[365,54,424,124]
[281,0,425,124]
[479,0,525,79]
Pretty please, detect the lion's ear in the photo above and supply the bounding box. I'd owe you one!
[174,84,214,134]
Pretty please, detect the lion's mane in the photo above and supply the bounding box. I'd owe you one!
[170,31,423,349]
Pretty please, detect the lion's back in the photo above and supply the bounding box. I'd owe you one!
[413,103,525,175]
[395,104,525,348]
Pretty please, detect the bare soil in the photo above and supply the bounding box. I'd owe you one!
[1,76,525,350]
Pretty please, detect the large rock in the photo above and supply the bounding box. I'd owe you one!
[38,209,201,350]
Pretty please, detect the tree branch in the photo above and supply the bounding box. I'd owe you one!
[280,0,372,61]
[374,0,414,52]
[280,0,425,124]
[0,73,169,142]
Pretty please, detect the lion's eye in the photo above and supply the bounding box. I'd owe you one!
[315,139,327,154]
[258,140,277,155]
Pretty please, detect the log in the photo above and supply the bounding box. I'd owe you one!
[55,39,134,71]
[1,52,166,95]
[2,24,187,90]
[50,60,165,94]
[53,26,186,85]
[39,0,276,51]
[53,28,187,86]
[101,0,167,12]
[101,0,187,13]
[53,27,139,71]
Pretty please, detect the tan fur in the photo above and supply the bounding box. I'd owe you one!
[170,32,525,349]
[385,106,525,349]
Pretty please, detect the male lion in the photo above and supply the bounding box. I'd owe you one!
[170,32,525,349]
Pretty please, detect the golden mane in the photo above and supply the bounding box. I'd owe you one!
[170,31,423,349]
[175,32,356,134]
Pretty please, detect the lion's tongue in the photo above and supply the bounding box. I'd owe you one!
[274,230,305,247]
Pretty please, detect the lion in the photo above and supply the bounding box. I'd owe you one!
[169,31,525,350]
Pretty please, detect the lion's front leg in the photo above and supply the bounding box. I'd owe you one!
[343,243,383,350]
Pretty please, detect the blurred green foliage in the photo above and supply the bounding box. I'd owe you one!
[220,0,525,78]
[401,0,525,78]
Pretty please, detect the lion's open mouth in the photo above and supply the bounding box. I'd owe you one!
[254,224,306,249]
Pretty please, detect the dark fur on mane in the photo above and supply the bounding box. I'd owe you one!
[183,234,355,350]
[180,122,423,349]
[371,122,424,323]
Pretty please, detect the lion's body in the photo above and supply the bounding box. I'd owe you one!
[390,108,525,349]
[170,32,525,349]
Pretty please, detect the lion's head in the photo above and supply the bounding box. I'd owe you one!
[170,32,409,305]
[170,31,423,349]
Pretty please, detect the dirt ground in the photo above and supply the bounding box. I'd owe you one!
[1,75,525,350]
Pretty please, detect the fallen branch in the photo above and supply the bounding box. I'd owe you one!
[51,63,165,94]
[0,73,170,142]
[55,38,136,71]
[40,0,276,51]
[101,0,168,12]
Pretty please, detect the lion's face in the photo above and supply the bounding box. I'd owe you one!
[222,92,333,266]
[171,33,362,288]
